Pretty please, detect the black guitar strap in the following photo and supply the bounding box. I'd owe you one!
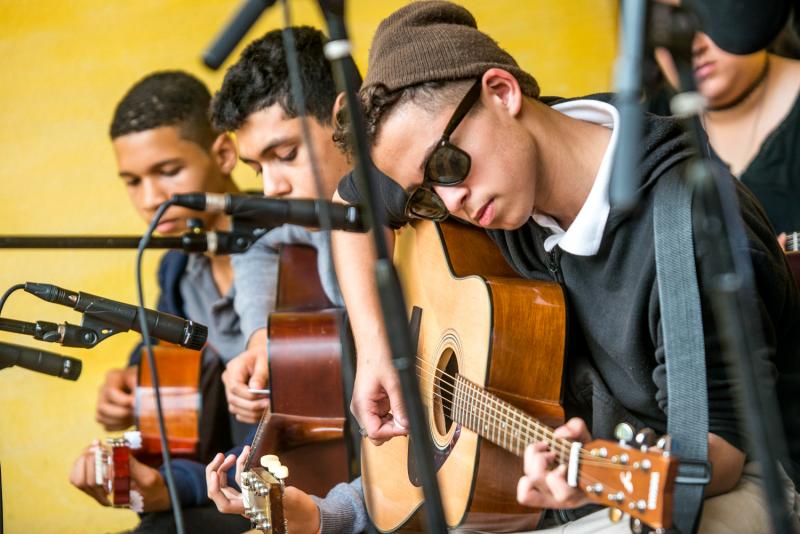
[654,174,711,533]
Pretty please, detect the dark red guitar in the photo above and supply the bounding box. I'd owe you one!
[244,243,352,498]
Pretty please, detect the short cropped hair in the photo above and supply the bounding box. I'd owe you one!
[110,70,216,149]
[210,26,338,132]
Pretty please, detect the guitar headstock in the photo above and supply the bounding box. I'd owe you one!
[241,454,288,534]
[93,431,143,512]
[576,428,678,531]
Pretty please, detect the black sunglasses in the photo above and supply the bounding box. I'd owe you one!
[404,79,483,221]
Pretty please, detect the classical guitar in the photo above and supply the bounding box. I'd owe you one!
[241,454,289,534]
[360,220,678,532]
[94,343,202,509]
[244,243,352,497]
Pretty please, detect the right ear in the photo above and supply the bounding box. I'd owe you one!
[332,92,348,129]
[210,133,238,175]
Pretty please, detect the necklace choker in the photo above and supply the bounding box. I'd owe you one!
[707,57,770,112]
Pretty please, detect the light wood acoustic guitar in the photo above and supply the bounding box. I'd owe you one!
[361,220,678,532]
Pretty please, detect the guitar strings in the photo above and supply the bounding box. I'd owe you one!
[372,360,654,507]
[406,366,639,498]
[412,371,656,500]
[413,358,574,455]
[416,366,629,469]
[413,360,657,470]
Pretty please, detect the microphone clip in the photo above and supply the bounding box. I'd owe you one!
[33,320,101,348]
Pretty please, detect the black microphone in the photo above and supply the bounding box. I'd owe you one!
[0,341,82,381]
[202,0,277,69]
[23,283,208,350]
[0,317,100,348]
[171,193,366,232]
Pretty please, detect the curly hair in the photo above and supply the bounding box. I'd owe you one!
[210,26,338,132]
[110,70,216,149]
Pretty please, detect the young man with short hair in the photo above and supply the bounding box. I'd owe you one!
[333,2,800,532]
[203,27,369,534]
[208,25,350,424]
[69,70,260,532]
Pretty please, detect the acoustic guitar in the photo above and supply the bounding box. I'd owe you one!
[94,344,202,510]
[360,220,678,532]
[244,243,352,497]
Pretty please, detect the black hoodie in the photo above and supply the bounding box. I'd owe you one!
[338,94,800,483]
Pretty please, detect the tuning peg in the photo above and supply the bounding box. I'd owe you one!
[656,434,672,454]
[260,454,279,467]
[634,428,657,449]
[272,464,289,480]
[629,517,645,533]
[614,422,636,444]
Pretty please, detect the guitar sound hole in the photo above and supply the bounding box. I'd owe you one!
[433,349,459,439]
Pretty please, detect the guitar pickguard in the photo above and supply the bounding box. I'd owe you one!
[407,424,461,487]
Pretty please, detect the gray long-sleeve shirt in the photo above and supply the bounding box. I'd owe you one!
[231,224,343,347]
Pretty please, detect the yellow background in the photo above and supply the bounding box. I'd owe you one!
[0,1,616,531]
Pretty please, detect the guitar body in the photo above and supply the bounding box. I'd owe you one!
[362,220,567,532]
[135,344,202,465]
[247,244,351,498]
[98,345,203,509]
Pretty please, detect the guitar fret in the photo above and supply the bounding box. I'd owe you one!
[502,400,509,451]
[457,375,464,426]
[514,405,525,455]
[468,380,476,431]
[453,375,461,426]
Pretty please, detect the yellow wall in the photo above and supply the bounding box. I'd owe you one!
[0,1,616,531]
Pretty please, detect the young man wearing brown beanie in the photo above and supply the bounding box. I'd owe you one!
[333,1,800,532]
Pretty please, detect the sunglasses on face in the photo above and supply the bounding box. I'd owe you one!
[404,78,483,221]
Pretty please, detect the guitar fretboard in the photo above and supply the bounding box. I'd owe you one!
[450,374,572,463]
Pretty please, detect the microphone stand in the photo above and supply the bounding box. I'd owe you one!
[316,2,448,531]
[0,227,259,255]
[276,0,363,490]
[634,5,795,532]
[609,0,647,209]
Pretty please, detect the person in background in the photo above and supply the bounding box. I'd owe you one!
[204,27,370,534]
[69,70,265,532]
[654,0,800,243]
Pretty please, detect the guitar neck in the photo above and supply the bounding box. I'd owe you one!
[451,374,572,462]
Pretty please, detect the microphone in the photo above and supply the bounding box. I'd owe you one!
[202,0,277,69]
[171,193,366,232]
[22,283,208,350]
[0,341,82,381]
[0,317,100,348]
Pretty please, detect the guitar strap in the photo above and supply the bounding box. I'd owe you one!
[654,173,711,534]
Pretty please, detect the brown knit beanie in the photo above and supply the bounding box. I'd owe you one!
[363,1,540,97]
